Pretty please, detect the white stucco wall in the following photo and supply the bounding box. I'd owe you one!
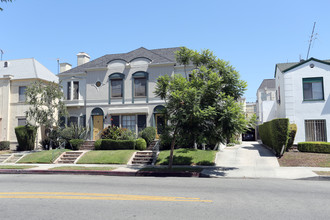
[276,60,330,144]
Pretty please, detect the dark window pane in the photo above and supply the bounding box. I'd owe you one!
[111,79,122,97]
[80,115,86,127]
[18,118,26,126]
[303,78,323,100]
[68,116,78,126]
[67,82,71,100]
[73,81,79,100]
[59,116,66,128]
[111,116,120,127]
[137,115,146,132]
[134,78,146,97]
[156,115,165,135]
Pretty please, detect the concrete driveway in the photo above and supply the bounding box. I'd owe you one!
[203,141,321,179]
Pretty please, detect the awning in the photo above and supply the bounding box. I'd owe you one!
[107,107,149,114]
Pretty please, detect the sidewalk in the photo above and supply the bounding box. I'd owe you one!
[201,141,330,180]
[1,142,329,179]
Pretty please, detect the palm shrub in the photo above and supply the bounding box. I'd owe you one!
[141,127,156,146]
[59,124,89,147]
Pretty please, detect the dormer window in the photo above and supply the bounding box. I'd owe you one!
[4,61,8,68]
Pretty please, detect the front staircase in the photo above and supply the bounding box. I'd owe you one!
[57,151,83,164]
[5,153,25,163]
[131,151,156,165]
[79,141,95,150]
[0,154,12,163]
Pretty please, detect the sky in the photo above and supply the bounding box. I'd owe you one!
[1,0,330,102]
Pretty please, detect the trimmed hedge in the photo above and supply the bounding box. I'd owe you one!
[69,139,85,150]
[0,141,10,150]
[259,118,289,156]
[298,142,330,153]
[15,125,37,151]
[286,124,297,151]
[136,138,147,151]
[94,139,136,150]
[141,127,156,146]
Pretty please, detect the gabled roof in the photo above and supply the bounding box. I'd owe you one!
[60,47,181,74]
[275,57,330,77]
[258,79,275,91]
[0,58,58,82]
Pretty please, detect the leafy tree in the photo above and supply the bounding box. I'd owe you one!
[155,47,248,168]
[25,80,67,148]
[0,0,12,11]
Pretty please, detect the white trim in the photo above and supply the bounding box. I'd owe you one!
[107,107,149,114]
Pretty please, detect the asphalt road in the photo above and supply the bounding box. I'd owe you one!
[0,175,329,220]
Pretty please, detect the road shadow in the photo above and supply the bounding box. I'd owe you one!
[201,167,238,177]
[241,144,276,157]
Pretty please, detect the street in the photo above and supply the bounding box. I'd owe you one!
[0,175,329,219]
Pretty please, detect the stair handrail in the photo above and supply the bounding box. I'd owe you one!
[151,140,160,165]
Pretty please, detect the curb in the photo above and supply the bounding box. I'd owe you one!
[0,169,206,178]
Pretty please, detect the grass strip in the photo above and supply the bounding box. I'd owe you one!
[77,150,136,164]
[313,171,330,176]
[49,166,115,171]
[17,149,70,164]
[0,165,37,169]
[156,149,216,166]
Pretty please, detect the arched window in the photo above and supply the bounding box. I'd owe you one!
[109,73,124,104]
[91,107,104,116]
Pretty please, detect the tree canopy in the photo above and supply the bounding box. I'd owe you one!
[0,0,12,11]
[25,80,67,130]
[155,47,249,168]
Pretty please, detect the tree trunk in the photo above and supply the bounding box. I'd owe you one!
[168,125,178,169]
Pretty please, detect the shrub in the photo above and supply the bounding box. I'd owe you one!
[94,139,136,150]
[100,126,135,140]
[286,124,297,151]
[69,139,85,150]
[259,118,289,157]
[136,138,147,150]
[141,127,156,146]
[298,142,330,153]
[0,141,10,150]
[15,125,37,151]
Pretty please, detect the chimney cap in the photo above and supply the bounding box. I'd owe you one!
[77,52,90,58]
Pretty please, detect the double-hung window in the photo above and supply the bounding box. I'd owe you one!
[19,86,27,102]
[122,115,136,132]
[109,73,124,104]
[73,81,79,100]
[303,77,324,101]
[67,81,79,100]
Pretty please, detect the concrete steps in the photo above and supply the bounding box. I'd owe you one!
[57,152,83,164]
[5,154,25,163]
[79,141,95,150]
[132,151,155,165]
[0,154,12,163]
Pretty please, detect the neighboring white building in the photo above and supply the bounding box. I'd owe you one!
[0,58,58,149]
[58,47,187,140]
[256,79,276,124]
[274,58,330,144]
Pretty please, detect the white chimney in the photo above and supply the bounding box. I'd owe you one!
[77,52,90,66]
[60,63,72,73]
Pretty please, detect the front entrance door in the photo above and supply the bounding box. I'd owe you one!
[155,114,165,139]
[93,115,103,140]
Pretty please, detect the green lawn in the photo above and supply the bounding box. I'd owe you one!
[0,165,37,169]
[156,149,216,166]
[49,166,115,171]
[77,150,137,164]
[17,149,70,164]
